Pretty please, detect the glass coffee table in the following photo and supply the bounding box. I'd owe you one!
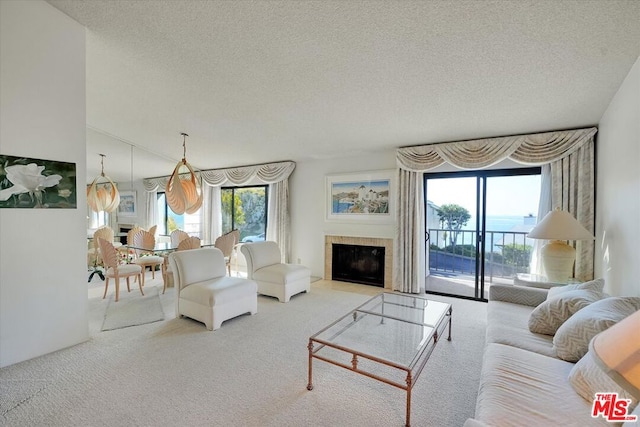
[307,292,452,427]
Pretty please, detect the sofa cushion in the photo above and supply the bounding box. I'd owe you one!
[547,278,605,299]
[486,301,555,357]
[569,343,638,409]
[254,263,310,285]
[553,297,640,362]
[528,289,606,335]
[475,343,608,426]
[179,277,257,307]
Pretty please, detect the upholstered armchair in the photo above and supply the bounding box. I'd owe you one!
[241,241,311,303]
[169,247,257,330]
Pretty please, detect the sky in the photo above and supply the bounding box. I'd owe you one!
[425,175,541,217]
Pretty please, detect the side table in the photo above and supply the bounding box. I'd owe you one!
[514,273,579,289]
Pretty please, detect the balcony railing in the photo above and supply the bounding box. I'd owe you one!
[428,228,533,281]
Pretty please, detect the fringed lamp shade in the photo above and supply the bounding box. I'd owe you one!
[166,133,203,215]
[87,154,120,213]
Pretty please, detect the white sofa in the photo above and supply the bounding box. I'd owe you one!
[465,283,639,427]
[240,241,310,303]
[169,247,257,330]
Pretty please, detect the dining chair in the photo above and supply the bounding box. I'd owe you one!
[97,237,143,302]
[177,236,201,251]
[214,230,239,276]
[170,229,190,247]
[132,229,165,287]
[162,237,201,293]
[148,224,157,237]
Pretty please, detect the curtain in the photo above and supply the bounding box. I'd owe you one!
[395,127,597,293]
[530,164,552,276]
[393,169,424,293]
[550,139,595,281]
[397,128,596,171]
[267,180,290,262]
[202,184,221,243]
[145,189,157,230]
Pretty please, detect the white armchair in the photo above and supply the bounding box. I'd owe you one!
[241,241,310,303]
[169,247,257,330]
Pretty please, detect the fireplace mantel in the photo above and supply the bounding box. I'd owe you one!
[324,235,393,290]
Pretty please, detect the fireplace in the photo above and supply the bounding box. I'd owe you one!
[324,235,393,289]
[332,244,385,287]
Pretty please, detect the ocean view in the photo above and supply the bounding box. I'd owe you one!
[429,214,537,253]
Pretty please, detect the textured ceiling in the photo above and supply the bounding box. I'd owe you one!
[46,0,640,183]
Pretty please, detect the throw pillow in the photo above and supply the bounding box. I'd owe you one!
[569,342,638,409]
[553,298,640,361]
[547,278,605,299]
[528,289,606,335]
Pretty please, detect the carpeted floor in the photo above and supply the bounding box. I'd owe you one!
[0,276,487,426]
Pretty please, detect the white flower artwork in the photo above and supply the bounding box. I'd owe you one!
[0,156,76,209]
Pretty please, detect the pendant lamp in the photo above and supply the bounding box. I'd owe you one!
[87,154,120,212]
[166,133,203,215]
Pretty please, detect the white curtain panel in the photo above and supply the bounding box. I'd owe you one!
[393,169,424,294]
[530,164,552,276]
[395,127,596,293]
[202,184,222,243]
[145,189,157,230]
[267,180,290,262]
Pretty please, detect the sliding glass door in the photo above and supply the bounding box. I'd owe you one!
[424,168,540,301]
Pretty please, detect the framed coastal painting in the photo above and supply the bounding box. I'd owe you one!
[0,154,77,209]
[117,190,137,217]
[325,169,395,223]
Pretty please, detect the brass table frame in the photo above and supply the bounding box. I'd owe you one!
[307,292,452,427]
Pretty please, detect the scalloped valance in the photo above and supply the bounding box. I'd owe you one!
[396,127,597,171]
[143,161,295,191]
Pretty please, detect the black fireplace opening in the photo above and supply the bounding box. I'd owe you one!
[332,244,385,287]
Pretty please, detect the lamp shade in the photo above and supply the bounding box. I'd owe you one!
[591,310,640,399]
[528,208,594,241]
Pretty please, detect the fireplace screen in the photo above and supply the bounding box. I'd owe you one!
[332,244,385,287]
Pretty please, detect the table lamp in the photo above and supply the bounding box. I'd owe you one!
[591,310,640,400]
[528,208,594,283]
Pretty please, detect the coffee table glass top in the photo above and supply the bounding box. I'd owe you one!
[311,293,451,368]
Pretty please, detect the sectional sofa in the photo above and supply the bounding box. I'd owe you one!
[464,280,640,426]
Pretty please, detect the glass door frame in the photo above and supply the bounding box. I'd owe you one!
[424,166,541,302]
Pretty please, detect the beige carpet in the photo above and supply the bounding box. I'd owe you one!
[0,277,486,426]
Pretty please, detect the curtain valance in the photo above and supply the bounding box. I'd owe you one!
[396,127,597,171]
[143,161,295,191]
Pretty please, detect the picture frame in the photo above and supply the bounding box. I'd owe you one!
[325,169,395,223]
[0,154,77,209]
[118,190,137,217]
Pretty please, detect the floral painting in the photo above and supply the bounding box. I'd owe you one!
[0,154,77,209]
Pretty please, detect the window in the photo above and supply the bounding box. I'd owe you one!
[221,186,267,242]
[156,192,202,237]
[89,210,109,229]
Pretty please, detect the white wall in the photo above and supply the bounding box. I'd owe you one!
[595,56,640,297]
[289,150,397,277]
[0,0,88,367]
